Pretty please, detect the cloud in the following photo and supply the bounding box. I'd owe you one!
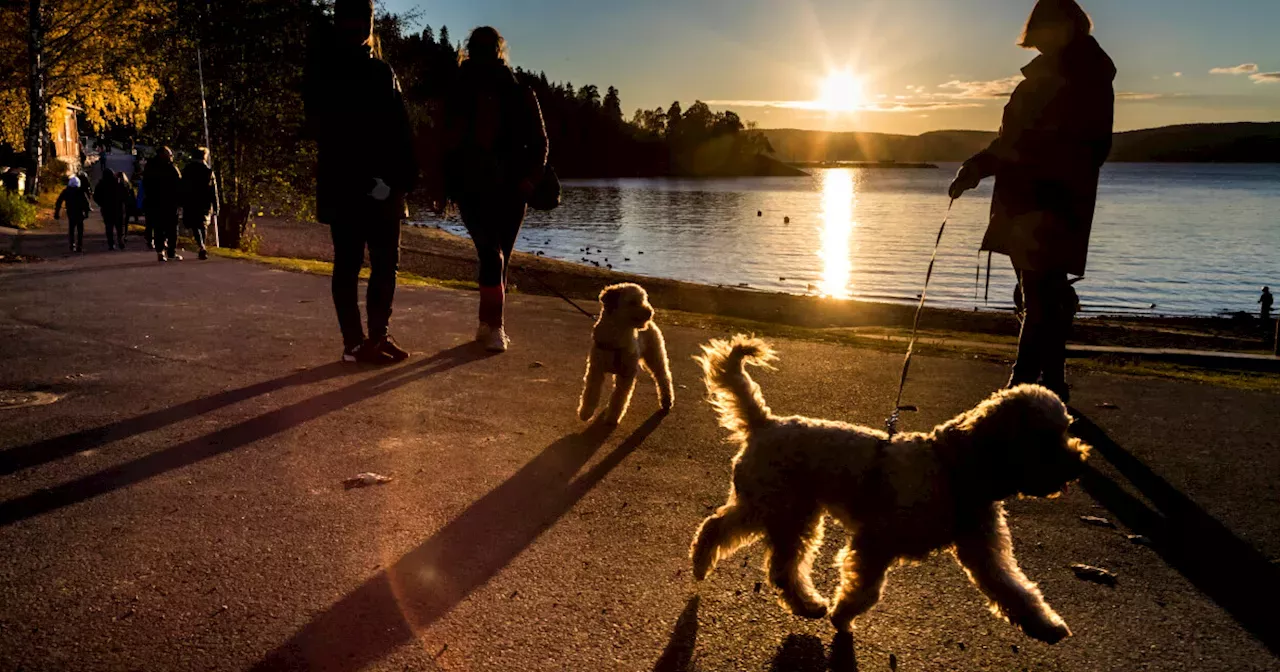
[1117,92,1165,101]
[1210,63,1259,75]
[1250,72,1280,83]
[1173,72,1183,77]
[936,76,1024,99]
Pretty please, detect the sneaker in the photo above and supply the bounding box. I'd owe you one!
[157,253,167,263]
[483,326,510,353]
[168,254,183,261]
[371,334,410,362]
[475,322,492,342]
[341,342,367,363]
[198,249,208,260]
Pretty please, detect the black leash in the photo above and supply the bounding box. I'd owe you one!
[520,268,597,320]
[886,198,954,437]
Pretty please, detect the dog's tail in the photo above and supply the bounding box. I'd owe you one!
[694,335,777,439]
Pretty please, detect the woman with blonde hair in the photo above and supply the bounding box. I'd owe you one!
[444,26,548,352]
[949,0,1114,402]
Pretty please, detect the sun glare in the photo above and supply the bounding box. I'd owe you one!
[818,71,865,112]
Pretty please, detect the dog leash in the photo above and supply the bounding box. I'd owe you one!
[519,268,597,320]
[886,198,954,437]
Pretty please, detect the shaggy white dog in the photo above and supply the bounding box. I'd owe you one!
[690,335,1090,643]
[577,283,674,425]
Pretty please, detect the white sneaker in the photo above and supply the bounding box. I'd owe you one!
[475,322,491,342]
[483,326,510,352]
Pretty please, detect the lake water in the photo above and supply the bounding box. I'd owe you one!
[426,164,1280,316]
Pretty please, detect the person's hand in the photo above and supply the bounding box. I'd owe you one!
[948,164,982,200]
[369,177,391,202]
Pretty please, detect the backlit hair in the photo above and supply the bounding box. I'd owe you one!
[1018,0,1093,48]
[460,26,508,65]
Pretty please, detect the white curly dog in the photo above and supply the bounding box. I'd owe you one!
[690,335,1090,643]
[577,283,673,425]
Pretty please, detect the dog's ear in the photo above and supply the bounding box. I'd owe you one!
[600,286,622,313]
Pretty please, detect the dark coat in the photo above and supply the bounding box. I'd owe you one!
[94,168,127,221]
[303,36,418,225]
[143,156,183,216]
[54,185,92,221]
[181,160,219,225]
[444,60,548,205]
[966,36,1116,276]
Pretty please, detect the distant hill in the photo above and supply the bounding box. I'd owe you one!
[764,122,1280,164]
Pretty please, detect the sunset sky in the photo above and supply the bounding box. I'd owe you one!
[383,0,1280,135]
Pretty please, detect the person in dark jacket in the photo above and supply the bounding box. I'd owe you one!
[1261,287,1274,322]
[145,147,184,262]
[445,26,548,353]
[54,176,92,253]
[304,0,418,364]
[94,166,128,250]
[182,147,219,261]
[949,0,1114,402]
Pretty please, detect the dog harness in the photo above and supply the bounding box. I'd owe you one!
[593,341,633,375]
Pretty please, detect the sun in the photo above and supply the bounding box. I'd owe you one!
[818,71,865,112]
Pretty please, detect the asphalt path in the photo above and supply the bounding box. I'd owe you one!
[1,226,1277,671]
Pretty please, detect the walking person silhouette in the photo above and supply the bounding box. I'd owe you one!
[949,0,1115,402]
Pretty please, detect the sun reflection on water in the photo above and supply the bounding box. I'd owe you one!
[818,169,857,299]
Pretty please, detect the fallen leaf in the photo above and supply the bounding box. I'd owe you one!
[343,472,393,489]
[1070,563,1118,586]
[1079,515,1116,528]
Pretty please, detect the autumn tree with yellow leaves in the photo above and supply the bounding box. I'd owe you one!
[0,0,169,195]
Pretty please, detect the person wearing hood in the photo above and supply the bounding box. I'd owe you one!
[95,166,128,250]
[145,146,184,262]
[181,147,219,260]
[444,26,548,353]
[949,0,1114,402]
[54,175,93,253]
[303,0,418,365]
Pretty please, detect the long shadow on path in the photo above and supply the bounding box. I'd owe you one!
[768,632,858,672]
[1072,412,1280,656]
[0,362,354,477]
[250,412,667,671]
[652,596,700,672]
[0,344,486,527]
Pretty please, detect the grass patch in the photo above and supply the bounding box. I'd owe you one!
[207,247,478,291]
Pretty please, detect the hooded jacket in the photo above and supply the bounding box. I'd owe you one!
[143,155,183,216]
[444,59,548,204]
[182,160,219,223]
[966,36,1116,276]
[304,35,418,225]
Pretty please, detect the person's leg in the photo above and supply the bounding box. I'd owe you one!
[365,212,401,345]
[104,212,117,249]
[498,200,527,287]
[189,217,206,251]
[164,214,180,258]
[116,210,127,248]
[74,217,84,251]
[1038,274,1073,398]
[68,218,76,251]
[463,202,506,331]
[1009,268,1049,387]
[330,223,368,351]
[143,215,153,249]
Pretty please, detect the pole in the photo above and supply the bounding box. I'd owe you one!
[197,43,220,248]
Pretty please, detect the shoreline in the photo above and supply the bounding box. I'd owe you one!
[249,217,1275,356]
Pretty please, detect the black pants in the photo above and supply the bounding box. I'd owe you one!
[104,209,125,248]
[185,215,207,250]
[461,197,527,288]
[152,212,179,257]
[1011,268,1074,389]
[67,217,84,250]
[330,215,401,348]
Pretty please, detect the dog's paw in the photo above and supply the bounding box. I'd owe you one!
[1023,619,1071,644]
[578,408,594,422]
[789,600,830,621]
[660,397,673,412]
